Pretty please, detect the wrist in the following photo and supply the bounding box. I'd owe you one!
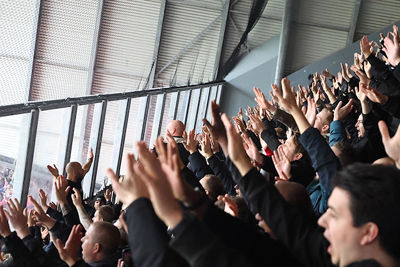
[16,226,30,240]
[164,208,184,229]
[189,149,197,154]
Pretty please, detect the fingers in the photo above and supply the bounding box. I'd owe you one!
[107,168,121,192]
[29,196,45,214]
[378,120,390,145]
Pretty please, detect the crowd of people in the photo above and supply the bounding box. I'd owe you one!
[0,25,400,267]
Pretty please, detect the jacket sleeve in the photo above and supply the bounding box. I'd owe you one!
[188,151,214,179]
[367,54,400,96]
[230,166,333,267]
[381,95,400,118]
[272,108,299,133]
[3,232,41,267]
[329,120,346,147]
[207,154,236,195]
[260,119,281,151]
[169,213,258,267]
[181,167,207,195]
[124,198,189,267]
[299,127,341,214]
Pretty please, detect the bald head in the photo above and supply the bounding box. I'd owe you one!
[66,162,84,182]
[167,120,185,137]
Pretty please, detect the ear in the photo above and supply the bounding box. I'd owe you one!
[293,152,303,161]
[360,222,379,246]
[322,124,330,133]
[93,243,101,254]
[205,189,210,196]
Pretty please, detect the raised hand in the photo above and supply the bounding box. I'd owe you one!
[199,133,213,159]
[340,63,350,82]
[322,69,334,79]
[351,65,370,85]
[221,114,252,176]
[253,87,276,113]
[232,116,246,134]
[30,196,56,229]
[54,175,70,205]
[272,146,291,179]
[242,133,263,163]
[218,194,239,217]
[270,78,298,113]
[71,188,83,207]
[47,164,59,178]
[55,224,83,267]
[305,97,317,127]
[360,35,374,59]
[5,198,30,239]
[333,99,354,121]
[382,26,400,67]
[134,142,183,228]
[0,206,11,238]
[378,121,400,169]
[182,129,197,154]
[39,189,49,211]
[202,100,228,155]
[359,83,389,104]
[248,113,265,136]
[107,153,149,206]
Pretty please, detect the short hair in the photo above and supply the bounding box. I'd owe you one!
[334,163,400,259]
[332,141,356,167]
[91,222,120,255]
[66,162,84,181]
[321,108,333,126]
[97,205,114,223]
[201,175,225,203]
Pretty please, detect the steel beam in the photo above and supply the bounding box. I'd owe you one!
[58,104,78,176]
[149,93,167,146]
[26,0,44,101]
[83,101,107,197]
[14,110,39,208]
[213,0,232,80]
[148,0,167,89]
[0,81,224,117]
[274,0,295,84]
[111,98,131,176]
[347,0,363,45]
[85,0,105,95]
[183,89,193,126]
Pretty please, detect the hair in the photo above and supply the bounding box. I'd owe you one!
[275,181,314,216]
[97,205,114,223]
[332,141,356,167]
[334,163,400,259]
[321,108,333,126]
[290,133,315,187]
[201,174,225,203]
[91,222,121,256]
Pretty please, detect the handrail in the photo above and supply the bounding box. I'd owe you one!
[0,81,225,117]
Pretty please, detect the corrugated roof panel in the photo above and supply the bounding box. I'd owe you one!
[36,0,98,68]
[92,71,142,94]
[31,62,88,100]
[263,0,284,18]
[286,24,348,74]
[297,0,354,30]
[155,2,222,86]
[355,0,400,40]
[248,17,281,49]
[0,57,30,105]
[94,0,161,92]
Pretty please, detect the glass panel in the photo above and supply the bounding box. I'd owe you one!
[0,114,25,203]
[185,88,201,131]
[28,108,69,201]
[195,87,210,133]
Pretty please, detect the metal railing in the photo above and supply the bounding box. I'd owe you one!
[0,81,224,208]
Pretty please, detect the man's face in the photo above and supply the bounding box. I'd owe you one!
[94,200,103,210]
[92,210,102,223]
[355,114,365,138]
[318,188,365,266]
[314,109,331,134]
[281,136,300,162]
[81,225,97,263]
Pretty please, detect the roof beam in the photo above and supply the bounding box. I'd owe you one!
[274,0,295,84]
[347,0,363,45]
[214,0,232,80]
[148,0,167,88]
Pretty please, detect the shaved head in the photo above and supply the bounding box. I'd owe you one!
[167,120,185,137]
[66,162,84,182]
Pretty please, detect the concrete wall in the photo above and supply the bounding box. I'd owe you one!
[220,35,280,117]
[220,21,399,117]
